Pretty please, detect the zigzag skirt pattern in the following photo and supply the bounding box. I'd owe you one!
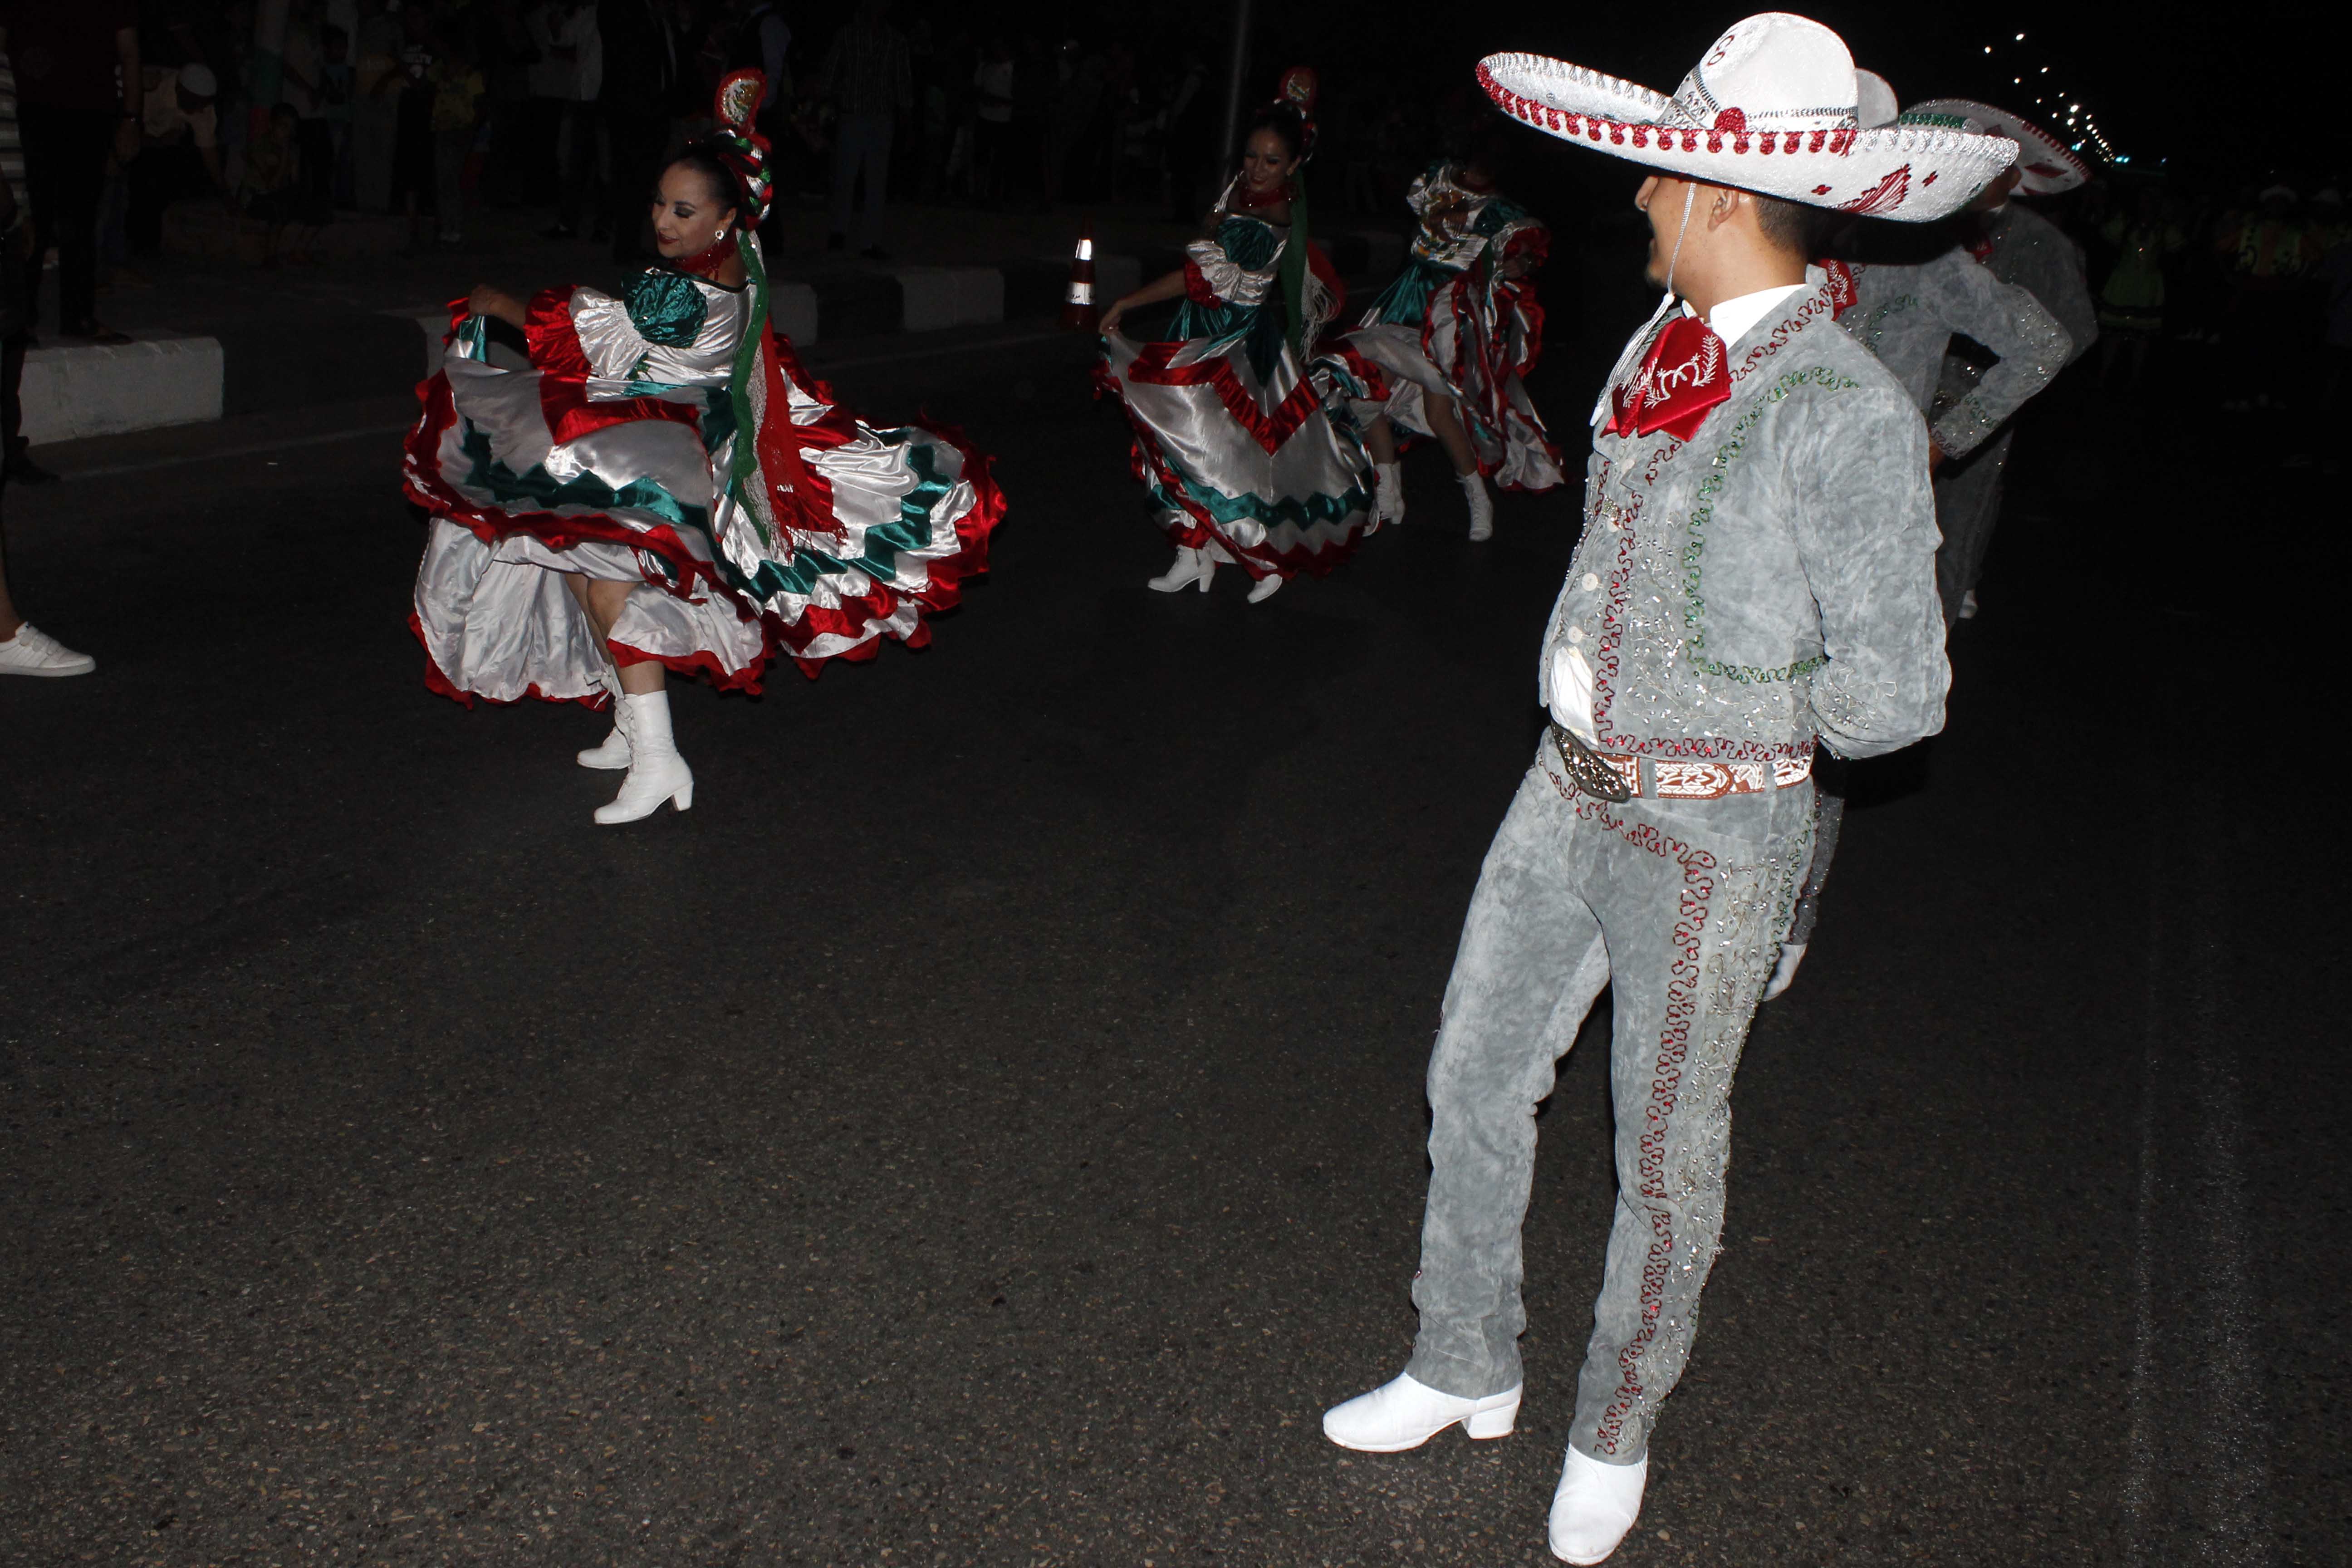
[1099,332,1373,581]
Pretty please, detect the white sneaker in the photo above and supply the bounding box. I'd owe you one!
[1322,1372,1521,1453]
[1246,572,1285,604]
[1374,461,1406,527]
[594,690,694,824]
[1461,471,1494,541]
[0,622,96,677]
[1147,546,1214,593]
[1548,1447,1646,1564]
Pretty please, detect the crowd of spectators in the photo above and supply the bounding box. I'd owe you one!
[2040,174,2348,425]
[0,0,1468,285]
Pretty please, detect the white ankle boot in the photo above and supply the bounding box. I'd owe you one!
[577,670,632,769]
[1374,461,1406,527]
[1246,572,1285,604]
[1147,546,1214,593]
[1461,471,1494,541]
[594,690,694,824]
[1548,1448,1646,1564]
[1322,1372,1521,1452]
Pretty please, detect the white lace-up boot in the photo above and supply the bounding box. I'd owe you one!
[1374,461,1406,526]
[0,623,96,677]
[1147,546,1215,593]
[1461,471,1494,541]
[1547,1448,1647,1564]
[1321,1372,1521,1452]
[577,669,632,769]
[593,690,694,824]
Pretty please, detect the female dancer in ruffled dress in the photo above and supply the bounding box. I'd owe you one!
[1332,131,1564,539]
[403,72,1003,824]
[1096,75,1373,604]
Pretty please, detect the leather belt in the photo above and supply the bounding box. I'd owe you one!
[1549,723,1812,803]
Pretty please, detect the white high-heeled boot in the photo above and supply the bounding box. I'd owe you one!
[593,690,694,824]
[1548,1447,1647,1564]
[1322,1372,1521,1452]
[1461,470,1494,541]
[578,668,632,769]
[1374,461,1406,527]
[1246,572,1285,604]
[1147,546,1215,593]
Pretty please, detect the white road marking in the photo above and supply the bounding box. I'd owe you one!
[2124,815,2271,1565]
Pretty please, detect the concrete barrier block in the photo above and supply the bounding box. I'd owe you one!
[769,282,819,348]
[891,266,1005,331]
[21,335,224,445]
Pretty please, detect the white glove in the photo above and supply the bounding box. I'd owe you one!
[1763,942,1807,1000]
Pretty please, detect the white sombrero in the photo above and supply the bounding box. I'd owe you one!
[1904,98,2088,195]
[1478,13,2015,221]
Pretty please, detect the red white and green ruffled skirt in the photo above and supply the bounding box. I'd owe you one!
[402,264,1004,705]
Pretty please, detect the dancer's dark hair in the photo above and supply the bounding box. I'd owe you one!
[663,142,746,220]
[1244,101,1308,162]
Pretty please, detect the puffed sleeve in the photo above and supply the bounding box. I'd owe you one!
[568,285,654,380]
[1787,382,1950,759]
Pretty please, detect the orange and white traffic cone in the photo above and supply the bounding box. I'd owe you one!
[1061,220,1100,332]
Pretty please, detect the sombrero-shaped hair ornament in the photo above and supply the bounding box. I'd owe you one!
[1477,13,2015,221]
[1902,98,2087,195]
[710,69,777,225]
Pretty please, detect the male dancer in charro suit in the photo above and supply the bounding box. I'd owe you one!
[1317,16,2016,1562]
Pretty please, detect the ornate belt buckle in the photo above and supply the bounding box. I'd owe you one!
[1551,723,1633,804]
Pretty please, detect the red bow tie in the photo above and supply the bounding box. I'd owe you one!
[1604,314,1730,442]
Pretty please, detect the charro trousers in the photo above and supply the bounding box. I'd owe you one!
[1406,740,1811,1464]
[1931,426,2013,624]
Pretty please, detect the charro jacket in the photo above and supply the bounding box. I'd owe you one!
[1540,280,1950,767]
[1842,247,2072,458]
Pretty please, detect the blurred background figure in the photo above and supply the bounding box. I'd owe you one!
[0,0,141,343]
[2097,184,2183,393]
[598,0,681,263]
[0,18,91,675]
[127,62,229,259]
[822,0,910,258]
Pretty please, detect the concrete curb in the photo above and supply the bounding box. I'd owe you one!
[21,336,225,445]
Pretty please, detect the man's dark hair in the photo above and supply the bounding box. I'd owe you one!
[1751,193,1844,261]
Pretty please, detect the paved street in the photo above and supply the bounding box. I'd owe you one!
[1,319,2341,1566]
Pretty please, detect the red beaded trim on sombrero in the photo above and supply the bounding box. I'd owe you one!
[1475,63,1858,157]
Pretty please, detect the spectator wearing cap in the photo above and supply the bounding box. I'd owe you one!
[127,61,229,255]
[0,0,142,344]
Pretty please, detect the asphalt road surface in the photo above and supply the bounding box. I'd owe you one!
[2,315,2341,1567]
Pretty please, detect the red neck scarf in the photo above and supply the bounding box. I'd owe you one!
[1603,313,1730,442]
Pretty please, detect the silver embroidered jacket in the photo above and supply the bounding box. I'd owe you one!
[1975,201,2098,355]
[1541,282,1950,766]
[1842,247,2071,458]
